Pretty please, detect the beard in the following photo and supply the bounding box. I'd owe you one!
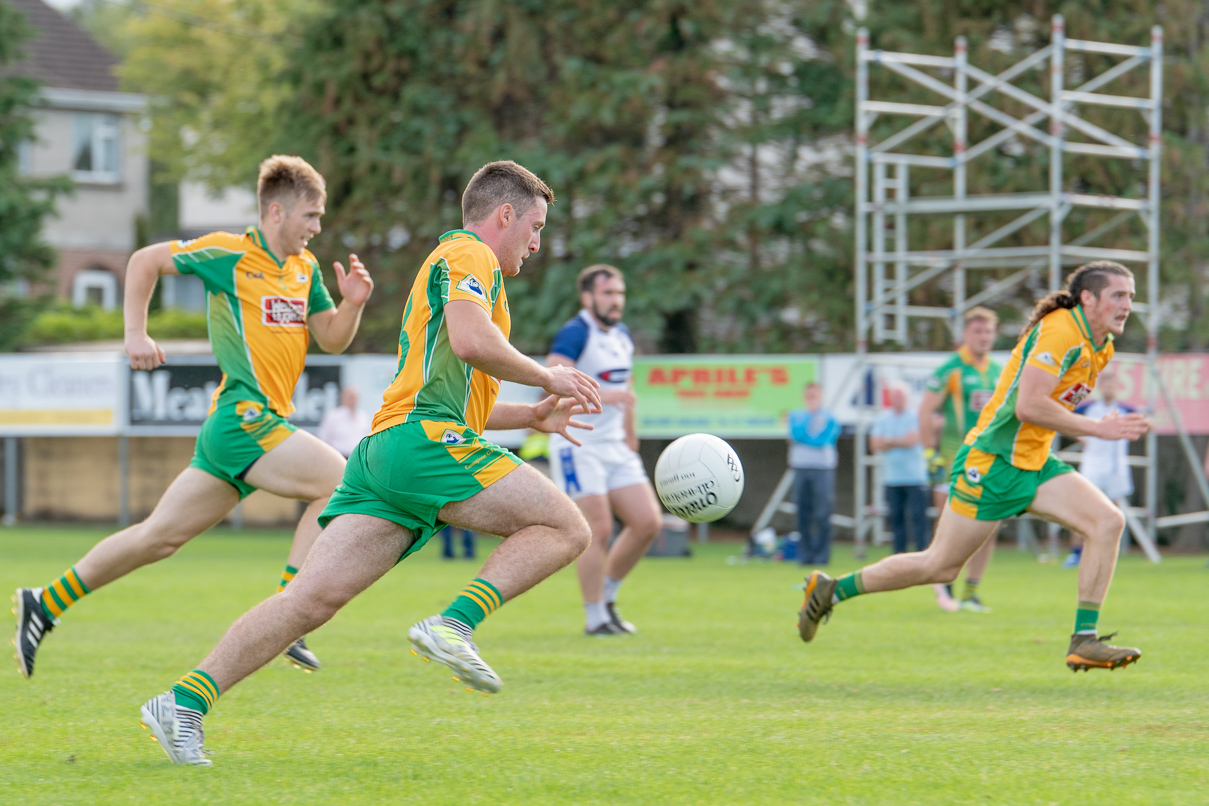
[594,303,623,326]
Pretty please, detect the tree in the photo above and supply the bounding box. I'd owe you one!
[0,0,69,289]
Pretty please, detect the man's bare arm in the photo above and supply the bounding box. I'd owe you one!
[308,254,374,353]
[918,389,945,448]
[1016,366,1149,440]
[447,300,601,413]
[124,242,179,370]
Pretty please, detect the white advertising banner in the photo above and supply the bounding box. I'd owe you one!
[0,354,125,435]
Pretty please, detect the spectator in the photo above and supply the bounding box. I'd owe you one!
[787,382,841,565]
[870,381,930,554]
[1065,369,1134,567]
[317,386,372,458]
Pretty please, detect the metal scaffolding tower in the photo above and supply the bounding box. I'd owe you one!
[850,16,1209,557]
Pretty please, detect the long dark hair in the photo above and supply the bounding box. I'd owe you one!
[1020,261,1134,339]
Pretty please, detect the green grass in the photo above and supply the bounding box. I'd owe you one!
[2,526,1207,805]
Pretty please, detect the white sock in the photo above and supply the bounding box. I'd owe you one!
[603,576,623,604]
[584,602,609,630]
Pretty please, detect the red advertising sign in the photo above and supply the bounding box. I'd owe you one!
[1115,353,1209,434]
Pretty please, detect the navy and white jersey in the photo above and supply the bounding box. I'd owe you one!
[549,309,633,443]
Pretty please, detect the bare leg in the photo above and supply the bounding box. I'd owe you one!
[198,514,410,693]
[602,482,663,582]
[963,526,997,581]
[860,504,1000,594]
[440,463,591,601]
[74,468,239,590]
[1028,473,1124,605]
[573,494,614,605]
[243,430,346,569]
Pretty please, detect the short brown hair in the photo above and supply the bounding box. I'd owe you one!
[257,155,326,212]
[577,264,624,295]
[462,160,555,225]
[963,306,998,327]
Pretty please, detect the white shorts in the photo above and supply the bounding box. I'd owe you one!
[548,438,649,500]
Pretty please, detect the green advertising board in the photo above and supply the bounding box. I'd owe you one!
[632,355,820,438]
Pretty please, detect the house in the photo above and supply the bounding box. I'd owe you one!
[11,0,148,310]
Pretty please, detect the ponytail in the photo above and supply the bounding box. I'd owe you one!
[1019,261,1133,340]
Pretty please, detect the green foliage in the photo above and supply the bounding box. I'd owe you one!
[0,1,71,285]
[23,304,207,346]
[2,529,1208,803]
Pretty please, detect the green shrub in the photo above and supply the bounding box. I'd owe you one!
[22,304,209,346]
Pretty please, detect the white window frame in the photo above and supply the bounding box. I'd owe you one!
[72,269,118,310]
[71,113,121,183]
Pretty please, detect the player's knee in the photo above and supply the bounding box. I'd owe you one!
[1089,506,1126,542]
[292,584,348,628]
[564,513,593,558]
[135,520,196,559]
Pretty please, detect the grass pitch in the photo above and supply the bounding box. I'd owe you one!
[2,525,1207,805]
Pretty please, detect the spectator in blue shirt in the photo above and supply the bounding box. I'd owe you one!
[870,382,930,554]
[788,382,842,565]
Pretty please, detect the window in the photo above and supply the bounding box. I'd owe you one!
[159,274,206,312]
[72,113,121,182]
[72,268,118,310]
[17,139,32,175]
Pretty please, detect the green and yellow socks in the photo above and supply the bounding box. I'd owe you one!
[1074,601,1100,634]
[172,670,220,715]
[39,567,90,621]
[441,579,504,637]
[277,564,299,593]
[962,579,980,601]
[831,571,865,604]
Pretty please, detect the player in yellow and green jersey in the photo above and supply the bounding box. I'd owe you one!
[139,161,605,765]
[14,156,373,680]
[918,307,1002,613]
[799,262,1150,674]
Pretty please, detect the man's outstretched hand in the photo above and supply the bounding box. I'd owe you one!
[531,395,594,446]
[542,365,602,419]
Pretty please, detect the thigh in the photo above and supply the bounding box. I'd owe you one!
[244,428,347,501]
[1027,470,1116,535]
[144,466,241,535]
[574,493,616,539]
[608,481,661,530]
[927,503,1001,565]
[288,514,413,601]
[439,461,583,537]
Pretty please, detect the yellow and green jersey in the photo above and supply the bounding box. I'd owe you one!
[965,305,1113,471]
[372,230,509,436]
[926,345,1002,463]
[170,227,334,418]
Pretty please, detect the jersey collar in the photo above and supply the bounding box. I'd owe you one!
[1073,304,1112,352]
[247,227,285,268]
[439,229,484,243]
[956,344,990,371]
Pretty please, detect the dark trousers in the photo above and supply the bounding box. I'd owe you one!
[794,467,835,565]
[441,526,475,559]
[885,484,930,554]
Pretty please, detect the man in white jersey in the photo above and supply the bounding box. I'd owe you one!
[1065,369,1134,567]
[548,265,662,635]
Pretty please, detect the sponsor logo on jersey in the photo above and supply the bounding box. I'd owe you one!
[176,238,197,248]
[1033,350,1058,367]
[970,390,994,411]
[1059,382,1093,407]
[242,406,262,422]
[965,465,981,485]
[245,271,265,280]
[297,273,308,284]
[598,368,631,384]
[456,274,487,300]
[261,296,308,326]
[1078,360,1091,368]
[441,429,465,445]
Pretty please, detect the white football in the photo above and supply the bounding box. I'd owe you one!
[654,434,745,523]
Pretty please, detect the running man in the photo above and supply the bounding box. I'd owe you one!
[138,160,603,765]
[918,307,1003,613]
[548,265,663,635]
[798,262,1150,673]
[13,156,372,678]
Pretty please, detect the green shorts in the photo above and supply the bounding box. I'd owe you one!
[318,420,522,562]
[948,443,1073,522]
[191,401,297,498]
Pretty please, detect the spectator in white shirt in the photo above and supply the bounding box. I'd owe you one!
[317,386,372,458]
[1065,370,1134,567]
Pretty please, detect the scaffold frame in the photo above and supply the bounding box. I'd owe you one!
[849,15,1209,558]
